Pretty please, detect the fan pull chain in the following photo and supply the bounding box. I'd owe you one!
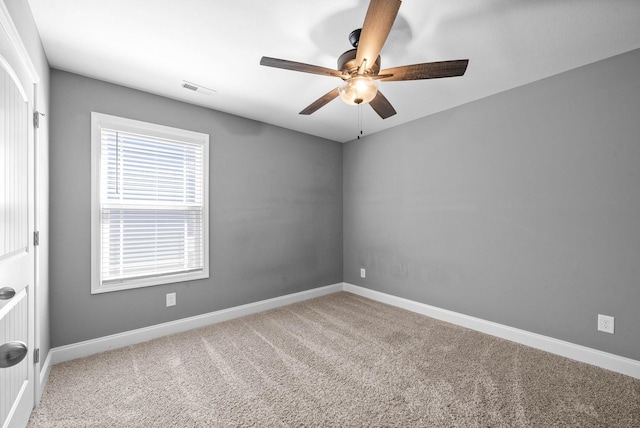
[357,104,363,139]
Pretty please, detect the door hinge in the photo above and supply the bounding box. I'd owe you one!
[33,111,45,128]
[33,231,40,246]
[34,348,40,364]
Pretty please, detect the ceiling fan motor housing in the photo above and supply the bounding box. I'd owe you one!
[338,49,381,76]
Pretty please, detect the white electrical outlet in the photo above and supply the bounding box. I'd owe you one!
[598,314,614,334]
[166,292,176,307]
[360,268,366,278]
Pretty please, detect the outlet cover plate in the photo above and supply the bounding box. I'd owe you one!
[598,314,614,334]
[166,292,176,307]
[360,268,366,278]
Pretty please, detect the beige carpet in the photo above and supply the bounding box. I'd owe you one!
[29,292,640,427]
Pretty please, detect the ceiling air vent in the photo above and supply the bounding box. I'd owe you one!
[181,81,216,96]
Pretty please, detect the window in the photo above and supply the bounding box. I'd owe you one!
[91,113,209,293]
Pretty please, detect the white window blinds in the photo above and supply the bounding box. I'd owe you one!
[91,113,209,293]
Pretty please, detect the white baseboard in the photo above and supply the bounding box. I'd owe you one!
[46,281,639,381]
[343,283,640,380]
[50,283,342,365]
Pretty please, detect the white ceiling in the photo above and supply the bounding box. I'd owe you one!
[27,0,640,143]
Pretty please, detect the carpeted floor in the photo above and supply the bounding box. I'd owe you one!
[29,292,640,427]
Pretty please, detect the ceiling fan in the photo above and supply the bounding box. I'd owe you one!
[260,0,469,119]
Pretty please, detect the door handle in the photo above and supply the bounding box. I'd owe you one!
[0,287,16,300]
[0,341,28,368]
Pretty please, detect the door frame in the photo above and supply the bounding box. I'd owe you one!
[0,0,42,413]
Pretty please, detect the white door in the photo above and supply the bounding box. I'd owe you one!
[0,11,36,428]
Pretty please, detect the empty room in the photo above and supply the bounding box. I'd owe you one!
[1,0,639,426]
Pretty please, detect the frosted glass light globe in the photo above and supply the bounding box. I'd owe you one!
[339,76,378,105]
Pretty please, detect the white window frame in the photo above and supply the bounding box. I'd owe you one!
[91,112,209,294]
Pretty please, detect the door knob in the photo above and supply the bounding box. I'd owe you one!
[0,341,28,368]
[0,287,16,300]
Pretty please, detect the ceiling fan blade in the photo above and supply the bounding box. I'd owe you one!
[369,90,397,119]
[260,57,344,79]
[299,87,341,115]
[380,59,469,81]
[355,0,402,74]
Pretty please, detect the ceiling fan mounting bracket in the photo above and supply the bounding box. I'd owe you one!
[349,29,362,48]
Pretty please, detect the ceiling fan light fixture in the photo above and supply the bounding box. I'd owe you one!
[339,76,378,105]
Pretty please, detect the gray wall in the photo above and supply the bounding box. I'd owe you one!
[5,0,51,370]
[344,49,640,360]
[50,48,640,361]
[50,70,343,347]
